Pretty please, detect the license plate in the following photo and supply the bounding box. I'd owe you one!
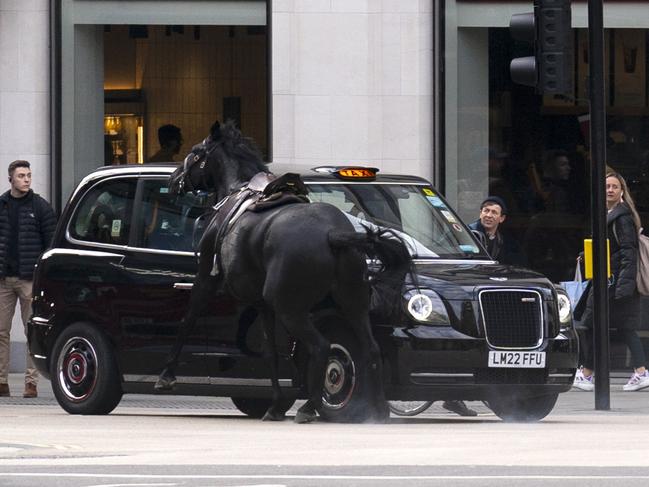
[488,351,546,368]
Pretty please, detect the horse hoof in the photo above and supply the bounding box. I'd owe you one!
[373,408,390,423]
[153,377,176,392]
[262,410,286,422]
[374,402,390,423]
[294,410,317,424]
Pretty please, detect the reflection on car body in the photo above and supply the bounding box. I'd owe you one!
[28,164,578,422]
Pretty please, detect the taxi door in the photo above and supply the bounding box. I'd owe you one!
[117,177,210,383]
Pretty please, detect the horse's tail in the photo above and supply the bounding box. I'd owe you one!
[328,226,414,315]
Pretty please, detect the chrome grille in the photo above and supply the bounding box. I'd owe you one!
[479,289,543,349]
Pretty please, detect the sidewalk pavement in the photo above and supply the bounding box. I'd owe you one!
[1,372,648,416]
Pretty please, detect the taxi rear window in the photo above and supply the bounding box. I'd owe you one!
[69,178,136,246]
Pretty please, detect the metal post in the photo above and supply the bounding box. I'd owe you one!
[588,0,610,410]
[50,0,62,213]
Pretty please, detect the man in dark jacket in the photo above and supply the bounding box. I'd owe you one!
[0,160,56,398]
[468,196,508,262]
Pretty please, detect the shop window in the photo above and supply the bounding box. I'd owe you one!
[103,25,269,165]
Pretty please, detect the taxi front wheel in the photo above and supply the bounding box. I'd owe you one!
[50,323,123,415]
[486,393,558,422]
[316,327,379,423]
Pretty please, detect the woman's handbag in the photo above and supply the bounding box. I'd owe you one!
[561,260,589,312]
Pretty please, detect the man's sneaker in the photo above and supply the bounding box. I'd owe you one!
[442,400,478,417]
[573,368,594,391]
[622,371,649,391]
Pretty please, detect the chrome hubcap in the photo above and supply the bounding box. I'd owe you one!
[322,344,355,410]
[57,337,98,402]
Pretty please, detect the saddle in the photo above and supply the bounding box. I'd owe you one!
[203,172,309,275]
[248,172,309,212]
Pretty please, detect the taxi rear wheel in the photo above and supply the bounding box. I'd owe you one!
[50,323,123,415]
[487,393,558,422]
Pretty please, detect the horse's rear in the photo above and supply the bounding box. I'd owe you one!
[222,202,365,305]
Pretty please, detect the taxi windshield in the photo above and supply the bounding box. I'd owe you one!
[308,183,488,259]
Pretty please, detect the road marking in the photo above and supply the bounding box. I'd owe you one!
[0,448,21,454]
[86,484,178,487]
[0,440,82,451]
[2,473,649,481]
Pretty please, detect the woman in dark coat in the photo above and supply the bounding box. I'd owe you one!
[573,171,649,391]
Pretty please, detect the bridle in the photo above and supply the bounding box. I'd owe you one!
[174,138,219,194]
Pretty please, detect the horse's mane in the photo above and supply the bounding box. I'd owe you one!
[209,120,268,182]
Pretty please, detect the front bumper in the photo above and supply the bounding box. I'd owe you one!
[381,324,578,401]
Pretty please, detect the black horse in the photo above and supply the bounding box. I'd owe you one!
[156,121,411,423]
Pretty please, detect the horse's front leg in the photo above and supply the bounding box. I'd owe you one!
[155,275,216,392]
[259,308,286,421]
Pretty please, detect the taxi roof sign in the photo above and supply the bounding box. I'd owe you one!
[333,167,379,181]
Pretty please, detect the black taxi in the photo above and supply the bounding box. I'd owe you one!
[28,164,578,421]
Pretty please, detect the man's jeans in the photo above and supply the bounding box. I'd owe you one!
[0,277,37,386]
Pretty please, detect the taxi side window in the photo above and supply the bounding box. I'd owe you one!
[135,179,213,252]
[69,179,136,246]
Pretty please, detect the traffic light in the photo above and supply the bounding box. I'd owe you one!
[510,0,573,95]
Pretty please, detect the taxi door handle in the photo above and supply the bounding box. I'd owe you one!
[173,282,194,290]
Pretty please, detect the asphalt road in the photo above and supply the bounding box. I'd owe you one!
[1,374,648,487]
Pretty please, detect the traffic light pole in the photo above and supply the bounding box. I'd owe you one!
[588,0,610,410]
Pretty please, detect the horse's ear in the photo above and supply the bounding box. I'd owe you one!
[210,120,221,141]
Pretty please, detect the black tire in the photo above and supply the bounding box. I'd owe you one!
[231,397,296,419]
[50,323,123,415]
[487,393,559,422]
[317,327,375,423]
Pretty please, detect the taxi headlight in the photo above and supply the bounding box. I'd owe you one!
[405,290,450,325]
[557,292,572,324]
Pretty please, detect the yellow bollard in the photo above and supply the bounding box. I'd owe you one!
[583,238,611,279]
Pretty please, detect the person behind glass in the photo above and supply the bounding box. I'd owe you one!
[529,150,573,213]
[573,171,649,392]
[148,124,183,163]
[468,196,507,261]
[0,160,57,398]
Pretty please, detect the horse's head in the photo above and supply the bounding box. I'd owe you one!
[168,120,268,202]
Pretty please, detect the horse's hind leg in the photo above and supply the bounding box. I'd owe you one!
[259,308,287,421]
[277,311,329,424]
[334,293,389,422]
